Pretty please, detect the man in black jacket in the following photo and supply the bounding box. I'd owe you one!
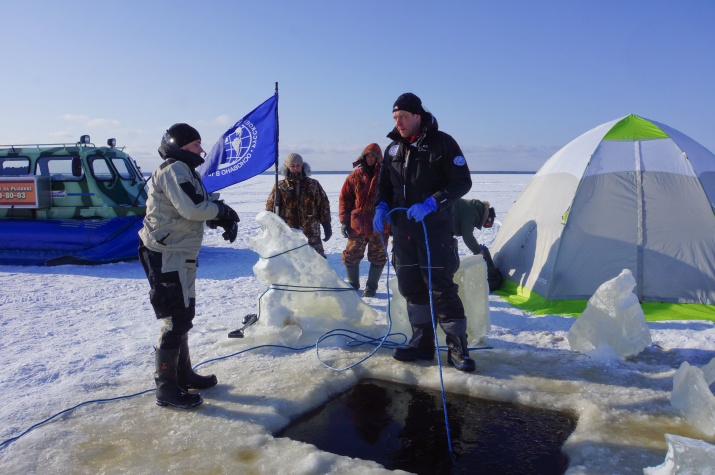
[373,93,476,372]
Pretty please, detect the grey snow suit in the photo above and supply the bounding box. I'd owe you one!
[138,146,220,348]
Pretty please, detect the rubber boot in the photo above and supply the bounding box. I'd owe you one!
[393,304,435,361]
[393,323,436,361]
[441,319,476,372]
[345,264,360,291]
[177,335,217,391]
[155,349,203,408]
[362,264,384,298]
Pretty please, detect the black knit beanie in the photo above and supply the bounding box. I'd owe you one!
[393,93,425,116]
[167,123,201,148]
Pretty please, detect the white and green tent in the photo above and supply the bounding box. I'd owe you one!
[492,114,715,320]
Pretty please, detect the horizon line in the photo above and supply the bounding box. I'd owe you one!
[260,170,537,175]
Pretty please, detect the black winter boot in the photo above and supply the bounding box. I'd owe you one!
[177,335,217,391]
[393,324,436,361]
[362,264,384,298]
[441,319,476,372]
[345,265,360,290]
[155,349,203,408]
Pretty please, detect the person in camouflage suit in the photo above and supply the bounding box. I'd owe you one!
[266,153,332,258]
[339,143,390,297]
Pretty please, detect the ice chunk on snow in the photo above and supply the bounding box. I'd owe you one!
[387,254,490,346]
[701,357,715,386]
[249,211,376,335]
[671,361,715,436]
[567,269,651,360]
[643,434,715,475]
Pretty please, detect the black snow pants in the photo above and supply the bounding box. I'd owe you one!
[391,227,466,323]
[138,242,196,350]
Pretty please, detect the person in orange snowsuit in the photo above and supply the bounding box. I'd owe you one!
[338,143,390,297]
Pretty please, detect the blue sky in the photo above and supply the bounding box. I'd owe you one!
[1,0,714,172]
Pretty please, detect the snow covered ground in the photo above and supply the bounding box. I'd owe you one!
[1,173,714,474]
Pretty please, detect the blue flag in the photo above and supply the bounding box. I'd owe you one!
[198,94,278,193]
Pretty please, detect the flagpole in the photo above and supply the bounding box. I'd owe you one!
[273,82,280,216]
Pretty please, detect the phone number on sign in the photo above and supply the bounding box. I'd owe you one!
[2,192,27,199]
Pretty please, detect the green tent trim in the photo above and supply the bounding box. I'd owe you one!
[494,279,715,322]
[602,114,669,141]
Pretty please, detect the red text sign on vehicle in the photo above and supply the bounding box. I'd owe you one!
[0,179,39,207]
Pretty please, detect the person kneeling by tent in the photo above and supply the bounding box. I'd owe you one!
[139,124,240,409]
[452,198,502,291]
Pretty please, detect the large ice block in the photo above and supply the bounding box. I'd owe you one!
[701,357,715,386]
[387,254,490,346]
[249,211,377,334]
[643,433,715,475]
[567,269,651,359]
[671,361,715,437]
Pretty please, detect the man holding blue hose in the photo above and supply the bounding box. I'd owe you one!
[374,92,475,372]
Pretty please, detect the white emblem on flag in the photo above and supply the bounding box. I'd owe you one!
[389,145,399,156]
[219,121,258,170]
[454,156,466,166]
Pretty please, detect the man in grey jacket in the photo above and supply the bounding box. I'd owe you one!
[139,123,239,409]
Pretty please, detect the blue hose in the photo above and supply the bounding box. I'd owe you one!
[2,209,490,455]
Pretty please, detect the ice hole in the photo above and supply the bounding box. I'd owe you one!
[276,378,576,474]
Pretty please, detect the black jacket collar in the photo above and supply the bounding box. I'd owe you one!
[158,142,204,170]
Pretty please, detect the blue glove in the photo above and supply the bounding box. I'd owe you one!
[407,197,438,222]
[373,202,390,233]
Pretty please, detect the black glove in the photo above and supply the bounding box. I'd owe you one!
[210,200,240,244]
[341,223,353,238]
[322,220,332,242]
[214,200,240,223]
[207,218,238,243]
[220,220,238,243]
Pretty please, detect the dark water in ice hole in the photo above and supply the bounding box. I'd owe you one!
[277,379,576,475]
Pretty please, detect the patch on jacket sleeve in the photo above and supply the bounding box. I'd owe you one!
[454,156,466,166]
[389,145,399,156]
[159,159,176,170]
[179,181,205,205]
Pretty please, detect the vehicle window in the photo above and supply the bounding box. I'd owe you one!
[0,157,30,175]
[89,156,114,181]
[111,157,135,180]
[36,156,84,181]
